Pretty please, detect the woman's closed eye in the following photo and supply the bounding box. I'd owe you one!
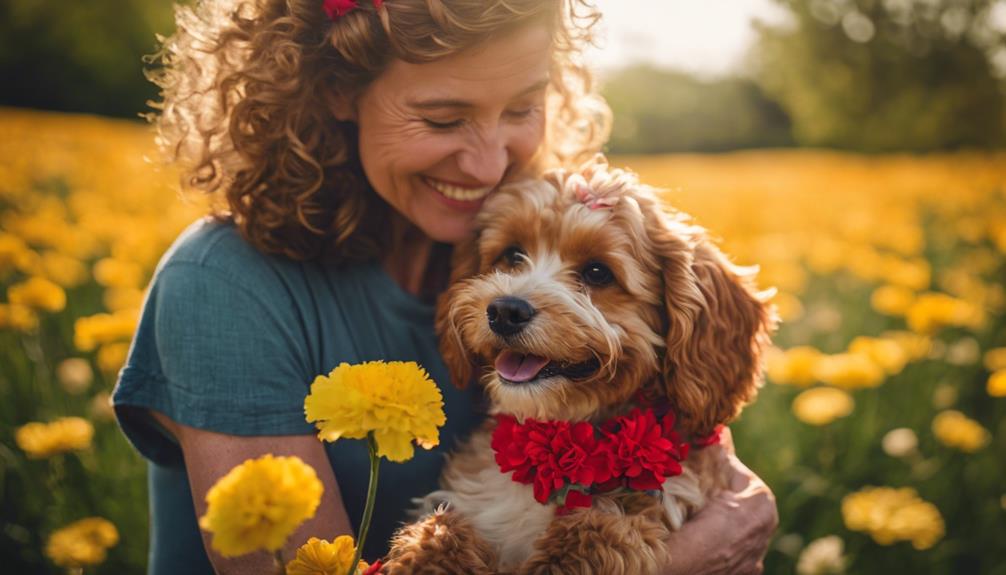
[422,118,465,130]
[421,106,540,131]
[505,106,540,120]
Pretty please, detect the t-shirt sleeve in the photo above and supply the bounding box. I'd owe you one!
[113,260,315,466]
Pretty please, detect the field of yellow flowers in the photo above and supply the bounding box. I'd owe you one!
[1,107,1004,574]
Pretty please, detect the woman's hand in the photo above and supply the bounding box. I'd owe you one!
[664,428,778,575]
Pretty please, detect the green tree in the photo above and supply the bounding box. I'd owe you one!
[754,0,1006,151]
[602,65,793,154]
[0,1,177,118]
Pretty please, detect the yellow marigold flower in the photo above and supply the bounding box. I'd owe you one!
[995,224,1006,254]
[842,487,944,550]
[46,517,119,568]
[73,309,138,351]
[984,347,1006,372]
[870,285,915,316]
[931,410,990,452]
[882,224,924,256]
[69,517,119,547]
[848,337,908,375]
[772,291,804,322]
[103,286,145,312]
[97,342,130,374]
[792,387,854,426]
[767,346,822,387]
[39,251,89,288]
[844,245,885,282]
[0,303,39,332]
[760,262,807,294]
[15,417,94,458]
[882,258,930,291]
[286,536,369,575]
[93,257,144,289]
[905,292,983,334]
[57,357,94,395]
[8,276,66,312]
[881,330,931,361]
[814,353,885,389]
[988,370,1006,397]
[305,361,446,462]
[199,455,323,557]
[0,233,39,275]
[805,237,845,275]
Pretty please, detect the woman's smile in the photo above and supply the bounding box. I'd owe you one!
[423,176,495,211]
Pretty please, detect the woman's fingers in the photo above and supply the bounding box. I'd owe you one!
[717,456,778,574]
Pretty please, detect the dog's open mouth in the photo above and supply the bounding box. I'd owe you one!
[494,350,601,384]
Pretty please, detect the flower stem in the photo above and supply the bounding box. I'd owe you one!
[348,433,381,575]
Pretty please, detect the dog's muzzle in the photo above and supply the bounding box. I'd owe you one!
[487,296,535,337]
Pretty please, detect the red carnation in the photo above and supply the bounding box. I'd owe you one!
[492,414,533,481]
[493,415,564,503]
[551,420,616,487]
[605,408,688,490]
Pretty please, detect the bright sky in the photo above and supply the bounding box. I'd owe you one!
[587,0,790,77]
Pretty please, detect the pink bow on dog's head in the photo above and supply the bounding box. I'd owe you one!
[551,154,634,211]
[571,173,619,210]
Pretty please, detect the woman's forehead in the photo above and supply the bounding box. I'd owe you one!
[378,24,553,105]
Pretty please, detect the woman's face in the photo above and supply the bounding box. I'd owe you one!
[352,23,552,244]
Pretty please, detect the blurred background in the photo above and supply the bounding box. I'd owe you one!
[1,1,1004,574]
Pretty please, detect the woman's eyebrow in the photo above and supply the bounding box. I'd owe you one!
[407,77,550,110]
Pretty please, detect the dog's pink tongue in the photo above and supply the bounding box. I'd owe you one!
[495,350,550,382]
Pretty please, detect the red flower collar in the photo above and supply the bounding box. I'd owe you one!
[491,407,721,512]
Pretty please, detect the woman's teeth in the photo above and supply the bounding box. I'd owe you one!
[426,178,492,201]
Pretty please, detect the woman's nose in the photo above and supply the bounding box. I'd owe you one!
[457,129,509,186]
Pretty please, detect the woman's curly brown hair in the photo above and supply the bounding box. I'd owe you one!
[149,0,609,262]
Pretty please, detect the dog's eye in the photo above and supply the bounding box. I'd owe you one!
[496,245,526,268]
[581,262,614,287]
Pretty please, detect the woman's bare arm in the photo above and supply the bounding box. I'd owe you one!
[151,410,354,575]
[664,429,779,575]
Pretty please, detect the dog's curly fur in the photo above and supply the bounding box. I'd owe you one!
[382,156,776,574]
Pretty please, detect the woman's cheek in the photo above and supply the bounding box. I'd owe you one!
[516,113,547,160]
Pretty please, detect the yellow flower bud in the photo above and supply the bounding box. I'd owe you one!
[792,387,854,426]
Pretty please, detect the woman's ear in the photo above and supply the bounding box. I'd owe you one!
[646,202,777,437]
[435,237,482,389]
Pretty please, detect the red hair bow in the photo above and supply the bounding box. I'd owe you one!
[323,0,383,20]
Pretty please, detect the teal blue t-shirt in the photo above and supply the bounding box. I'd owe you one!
[112,218,484,574]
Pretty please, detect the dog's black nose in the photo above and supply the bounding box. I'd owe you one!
[487,297,535,336]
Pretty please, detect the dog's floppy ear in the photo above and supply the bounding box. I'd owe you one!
[646,202,776,437]
[435,237,482,389]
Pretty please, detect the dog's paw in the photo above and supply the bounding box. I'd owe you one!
[517,506,672,575]
[382,509,497,575]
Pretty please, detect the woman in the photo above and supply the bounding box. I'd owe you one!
[112,1,777,573]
